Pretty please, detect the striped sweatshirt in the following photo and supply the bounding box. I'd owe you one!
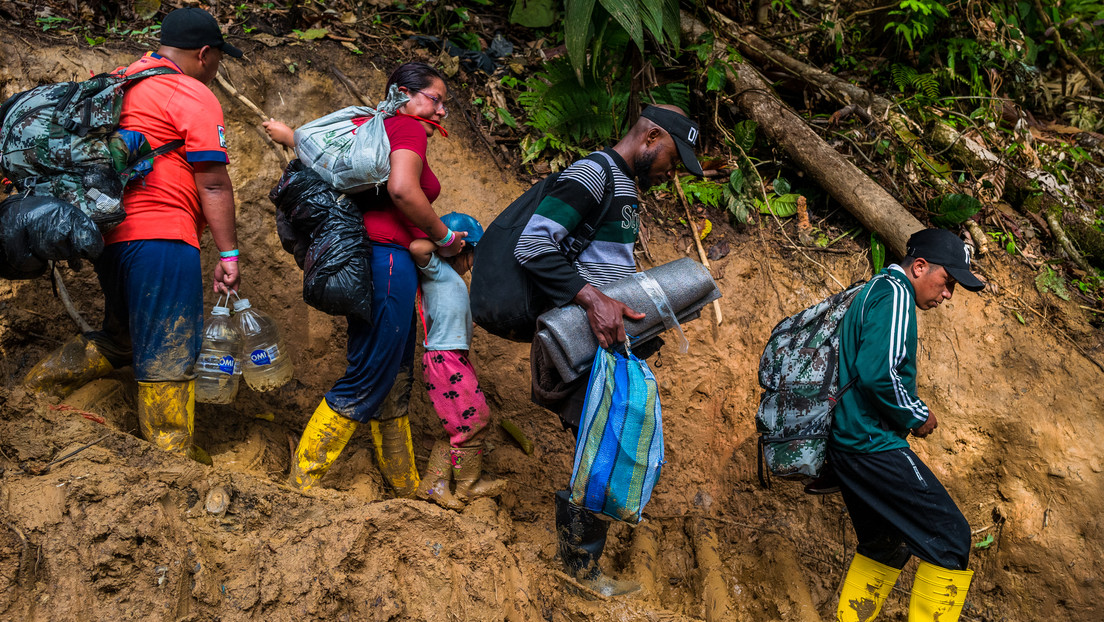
[514,149,639,306]
[830,265,930,454]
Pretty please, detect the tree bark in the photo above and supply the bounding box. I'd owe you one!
[682,13,923,258]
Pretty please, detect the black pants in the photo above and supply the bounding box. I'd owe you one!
[829,446,971,570]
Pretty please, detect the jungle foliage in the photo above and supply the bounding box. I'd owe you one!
[7,0,1103,309]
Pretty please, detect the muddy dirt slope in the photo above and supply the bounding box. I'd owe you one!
[1,36,1102,621]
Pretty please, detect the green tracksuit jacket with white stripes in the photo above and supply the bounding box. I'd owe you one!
[830,264,930,454]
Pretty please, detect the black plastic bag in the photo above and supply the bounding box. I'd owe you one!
[269,160,337,267]
[268,160,373,323]
[302,204,374,323]
[0,194,104,280]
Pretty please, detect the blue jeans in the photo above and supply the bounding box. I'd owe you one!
[325,243,417,423]
[89,239,203,382]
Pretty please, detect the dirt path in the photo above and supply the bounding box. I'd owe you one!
[1,35,1102,621]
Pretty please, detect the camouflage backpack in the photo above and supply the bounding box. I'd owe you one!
[755,279,871,486]
[0,67,184,231]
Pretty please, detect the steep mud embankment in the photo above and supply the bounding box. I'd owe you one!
[1,34,1102,621]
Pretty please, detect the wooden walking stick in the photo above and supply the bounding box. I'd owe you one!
[674,175,724,327]
[214,72,290,166]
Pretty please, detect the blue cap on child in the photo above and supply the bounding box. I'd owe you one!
[441,212,484,247]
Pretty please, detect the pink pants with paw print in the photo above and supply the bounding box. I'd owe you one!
[422,350,490,446]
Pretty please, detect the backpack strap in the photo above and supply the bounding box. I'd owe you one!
[118,138,187,178]
[562,151,617,263]
[833,273,892,404]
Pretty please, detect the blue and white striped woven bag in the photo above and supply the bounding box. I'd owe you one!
[569,347,664,523]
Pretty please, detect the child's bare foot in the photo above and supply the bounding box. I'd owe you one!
[262,119,295,148]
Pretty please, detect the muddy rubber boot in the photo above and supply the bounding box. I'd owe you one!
[288,398,358,491]
[451,441,507,502]
[137,380,195,457]
[836,553,903,621]
[907,561,973,622]
[416,440,465,510]
[553,490,641,597]
[23,334,113,398]
[370,415,420,497]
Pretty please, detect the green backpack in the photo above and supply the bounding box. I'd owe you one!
[0,67,184,231]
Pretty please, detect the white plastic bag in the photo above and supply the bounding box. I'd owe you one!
[292,84,410,194]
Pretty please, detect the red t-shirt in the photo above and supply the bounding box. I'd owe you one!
[360,115,441,247]
[105,53,230,248]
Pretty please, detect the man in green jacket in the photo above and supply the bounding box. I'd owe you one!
[832,228,984,622]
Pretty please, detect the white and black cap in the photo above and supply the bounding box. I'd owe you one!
[640,105,704,177]
[906,228,985,292]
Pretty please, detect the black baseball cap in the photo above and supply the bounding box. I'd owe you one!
[161,8,243,59]
[640,105,704,176]
[906,228,985,292]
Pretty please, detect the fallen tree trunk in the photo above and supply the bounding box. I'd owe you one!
[682,13,923,258]
[719,17,959,187]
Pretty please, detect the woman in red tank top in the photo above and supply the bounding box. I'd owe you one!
[266,63,465,495]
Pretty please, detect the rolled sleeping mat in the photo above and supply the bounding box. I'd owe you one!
[534,257,721,383]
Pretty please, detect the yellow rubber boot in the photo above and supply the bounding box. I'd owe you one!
[137,380,195,457]
[370,415,420,497]
[24,334,113,397]
[416,440,465,510]
[288,399,358,491]
[907,561,973,622]
[837,554,903,622]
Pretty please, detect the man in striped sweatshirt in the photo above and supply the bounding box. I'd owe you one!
[515,104,703,597]
[832,229,985,622]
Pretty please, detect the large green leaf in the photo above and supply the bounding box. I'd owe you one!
[598,0,644,52]
[928,193,982,226]
[640,0,665,44]
[758,193,801,217]
[706,61,727,91]
[730,120,757,153]
[871,232,886,273]
[565,0,597,83]
[661,0,680,49]
[510,0,558,27]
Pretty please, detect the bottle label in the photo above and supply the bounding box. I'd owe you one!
[218,355,238,375]
[250,344,279,366]
[197,353,236,375]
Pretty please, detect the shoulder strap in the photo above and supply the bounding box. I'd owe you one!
[122,66,183,82]
[119,138,187,178]
[834,273,892,401]
[562,151,617,263]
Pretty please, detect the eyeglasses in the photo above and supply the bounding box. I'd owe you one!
[416,91,448,118]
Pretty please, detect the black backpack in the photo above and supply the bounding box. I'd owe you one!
[470,153,615,342]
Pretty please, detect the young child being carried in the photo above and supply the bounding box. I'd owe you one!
[410,212,506,509]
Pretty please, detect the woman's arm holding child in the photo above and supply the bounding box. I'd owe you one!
[408,238,437,268]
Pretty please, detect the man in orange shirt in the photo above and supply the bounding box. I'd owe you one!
[25,8,242,458]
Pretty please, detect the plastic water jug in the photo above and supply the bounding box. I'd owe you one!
[233,295,293,392]
[195,296,242,404]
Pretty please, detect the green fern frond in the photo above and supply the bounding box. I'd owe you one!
[890,64,918,91]
[519,57,630,149]
[914,73,939,98]
[647,83,691,112]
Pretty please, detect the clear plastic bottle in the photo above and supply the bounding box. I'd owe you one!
[233,296,294,392]
[195,299,242,404]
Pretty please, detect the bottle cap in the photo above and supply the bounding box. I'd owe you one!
[233,298,252,312]
[211,305,231,316]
